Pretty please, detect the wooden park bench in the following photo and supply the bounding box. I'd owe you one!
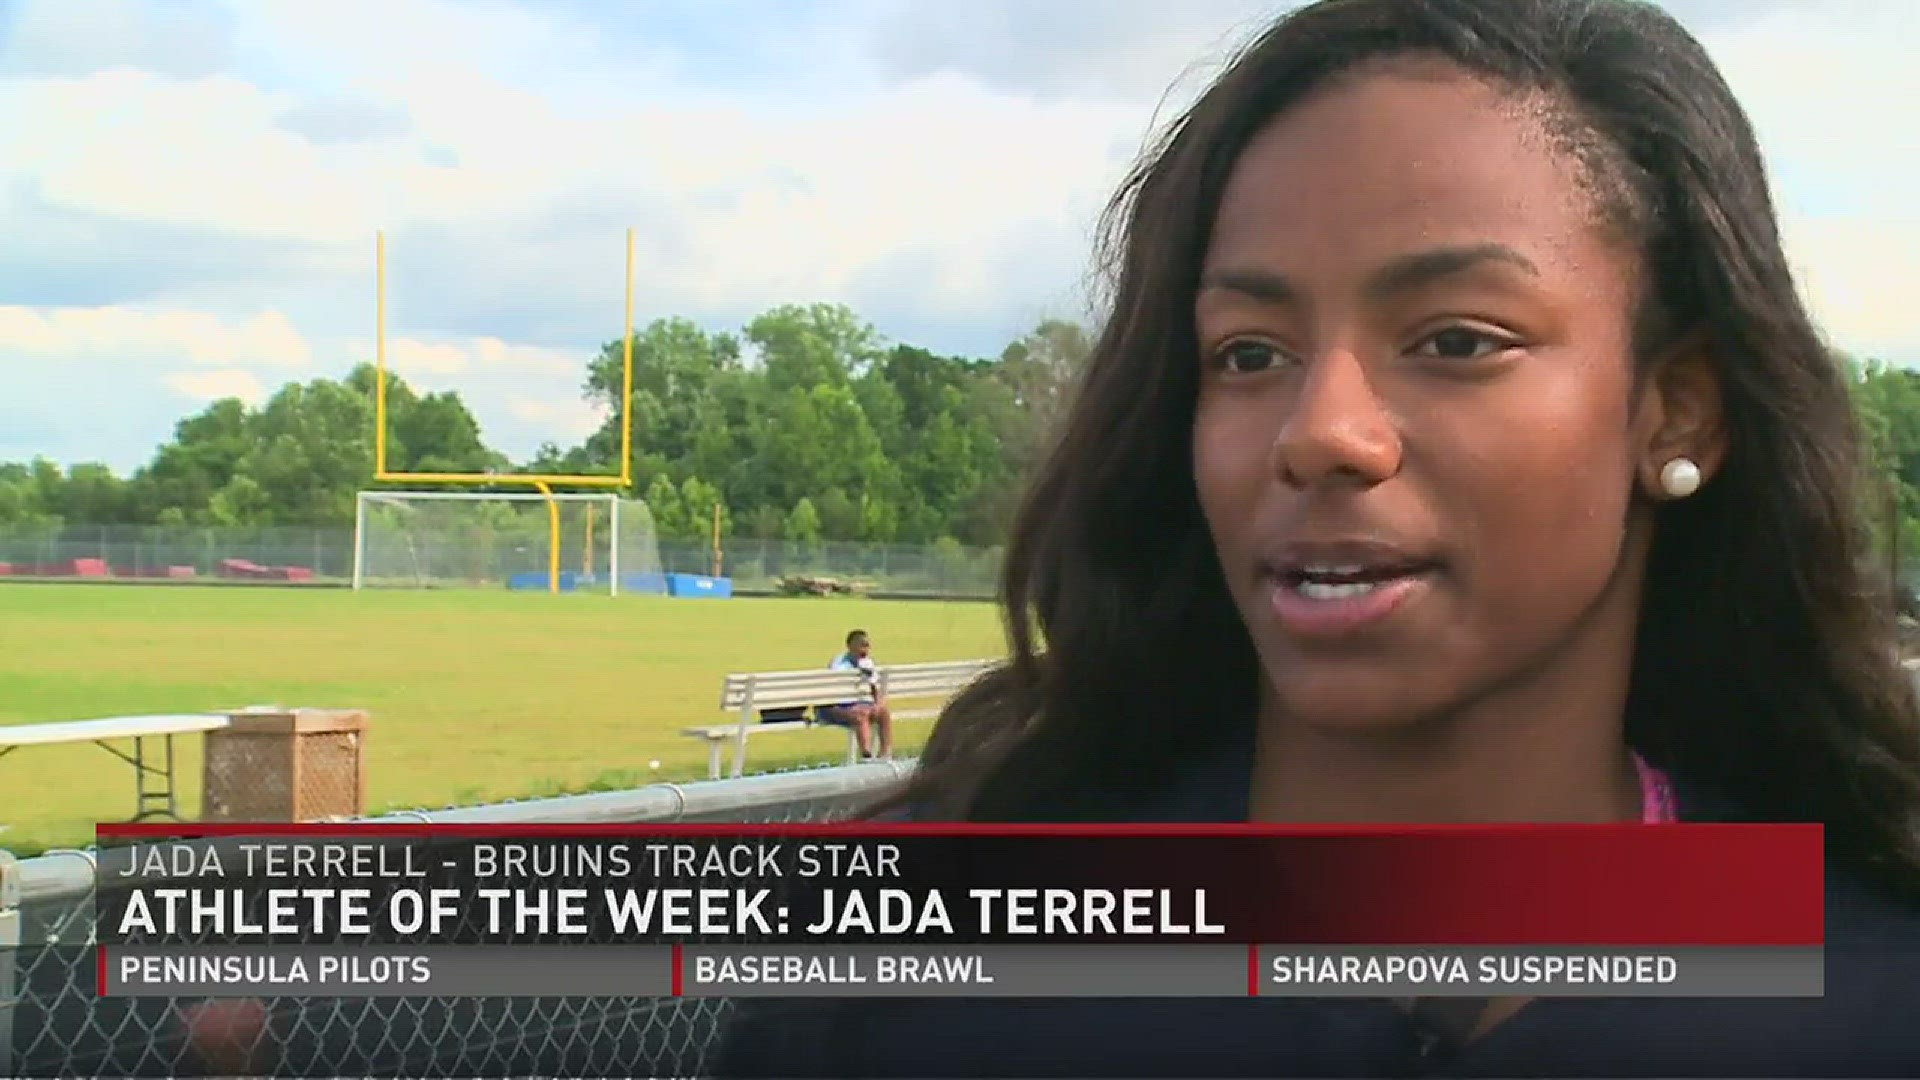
[684,659,995,779]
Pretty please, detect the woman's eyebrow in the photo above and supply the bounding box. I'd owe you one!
[1198,267,1298,305]
[1363,243,1540,300]
[1198,243,1540,305]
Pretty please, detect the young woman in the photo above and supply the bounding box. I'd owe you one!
[715,0,1920,1075]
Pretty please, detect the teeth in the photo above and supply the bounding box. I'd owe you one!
[1301,564,1366,576]
[1295,580,1379,600]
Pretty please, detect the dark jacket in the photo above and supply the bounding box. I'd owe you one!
[712,745,1920,1078]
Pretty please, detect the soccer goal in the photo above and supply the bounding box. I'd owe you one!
[351,490,664,595]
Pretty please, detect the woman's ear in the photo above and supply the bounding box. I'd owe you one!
[1634,336,1727,500]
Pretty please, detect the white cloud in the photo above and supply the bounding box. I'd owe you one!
[1703,4,1920,359]
[360,335,581,382]
[0,71,449,244]
[383,338,469,378]
[1782,214,1920,355]
[0,0,235,79]
[647,74,1135,313]
[0,15,1144,317]
[472,338,577,377]
[507,397,607,440]
[232,0,606,89]
[0,305,311,368]
[165,368,267,405]
[864,0,1279,98]
[347,333,597,458]
[6,0,1920,472]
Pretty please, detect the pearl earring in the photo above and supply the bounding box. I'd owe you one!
[1660,457,1701,498]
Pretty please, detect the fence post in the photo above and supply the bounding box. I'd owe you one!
[1,848,20,1080]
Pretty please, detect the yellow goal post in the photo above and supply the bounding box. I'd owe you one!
[368,229,638,592]
[371,228,636,490]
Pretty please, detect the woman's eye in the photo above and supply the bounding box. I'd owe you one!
[1215,340,1284,374]
[1413,327,1510,361]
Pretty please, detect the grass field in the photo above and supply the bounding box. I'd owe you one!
[0,583,1003,855]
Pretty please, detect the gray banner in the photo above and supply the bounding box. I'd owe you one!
[1256,946,1825,998]
[99,944,1825,999]
[104,946,673,998]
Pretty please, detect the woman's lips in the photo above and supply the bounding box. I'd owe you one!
[1265,562,1438,639]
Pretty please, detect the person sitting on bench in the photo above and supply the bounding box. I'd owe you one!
[817,629,892,759]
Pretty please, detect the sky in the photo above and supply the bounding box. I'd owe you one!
[3,0,1917,473]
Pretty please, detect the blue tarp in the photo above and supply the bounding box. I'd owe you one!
[506,570,585,592]
[666,573,733,598]
[505,570,704,596]
[620,571,670,595]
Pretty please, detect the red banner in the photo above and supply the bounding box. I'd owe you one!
[98,822,1824,946]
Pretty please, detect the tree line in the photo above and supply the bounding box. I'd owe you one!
[0,304,1088,546]
[9,309,1918,557]
[1850,356,1920,562]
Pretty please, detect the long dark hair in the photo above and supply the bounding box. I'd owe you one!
[902,0,1920,894]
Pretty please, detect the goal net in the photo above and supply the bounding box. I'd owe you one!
[351,491,664,594]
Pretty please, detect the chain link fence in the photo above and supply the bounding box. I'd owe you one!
[0,524,999,598]
[0,525,354,582]
[1,761,911,1078]
[697,538,1002,598]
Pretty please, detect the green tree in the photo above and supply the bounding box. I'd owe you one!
[206,474,270,526]
[880,346,972,430]
[579,318,743,479]
[997,317,1091,427]
[784,496,822,542]
[0,461,59,527]
[743,505,785,540]
[102,366,505,527]
[242,378,377,524]
[747,384,893,514]
[522,440,602,477]
[343,363,505,476]
[860,490,900,542]
[748,303,883,392]
[644,474,690,538]
[679,476,730,540]
[2,304,1090,549]
[814,487,862,540]
[129,398,253,522]
[391,391,503,474]
[1847,356,1920,564]
[852,369,907,456]
[45,462,128,524]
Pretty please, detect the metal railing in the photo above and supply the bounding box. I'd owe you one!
[1,761,911,1079]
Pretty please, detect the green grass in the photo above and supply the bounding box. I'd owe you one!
[0,584,1003,855]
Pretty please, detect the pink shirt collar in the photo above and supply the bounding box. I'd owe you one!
[1633,752,1679,823]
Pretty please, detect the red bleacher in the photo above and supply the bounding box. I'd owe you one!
[0,559,312,581]
[217,558,314,582]
[0,558,110,577]
[118,565,199,579]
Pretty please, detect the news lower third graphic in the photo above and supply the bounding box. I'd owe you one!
[89,824,1828,1000]
[101,944,1825,999]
